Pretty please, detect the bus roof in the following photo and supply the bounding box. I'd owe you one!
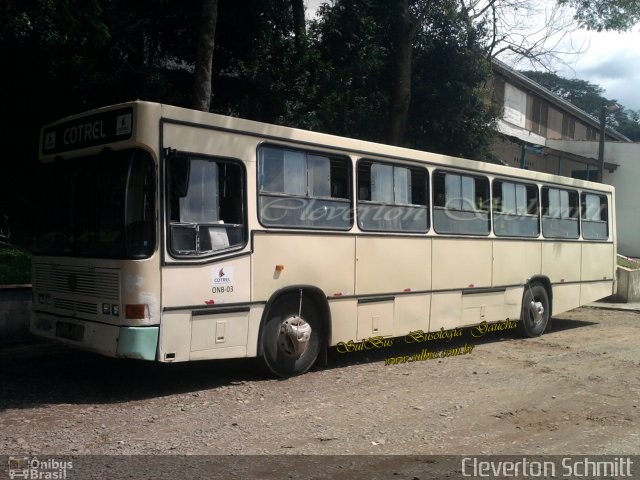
[40,100,614,194]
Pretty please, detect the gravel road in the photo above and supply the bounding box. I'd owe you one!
[1,306,639,458]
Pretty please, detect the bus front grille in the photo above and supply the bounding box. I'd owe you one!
[53,298,98,315]
[34,265,120,301]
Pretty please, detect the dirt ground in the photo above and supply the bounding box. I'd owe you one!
[0,306,639,459]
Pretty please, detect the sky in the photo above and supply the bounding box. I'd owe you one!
[556,29,640,111]
[303,1,640,111]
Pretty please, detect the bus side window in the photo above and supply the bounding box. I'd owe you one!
[581,193,608,240]
[168,154,245,257]
[257,145,352,229]
[432,171,489,235]
[356,160,429,232]
[492,180,539,237]
[541,186,579,239]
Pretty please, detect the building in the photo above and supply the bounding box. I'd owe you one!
[490,59,640,257]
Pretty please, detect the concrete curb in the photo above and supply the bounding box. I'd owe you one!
[585,302,640,313]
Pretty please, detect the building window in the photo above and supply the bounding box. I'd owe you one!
[562,115,575,139]
[529,97,548,136]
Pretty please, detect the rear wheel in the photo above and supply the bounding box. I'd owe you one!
[519,283,550,337]
[259,295,322,378]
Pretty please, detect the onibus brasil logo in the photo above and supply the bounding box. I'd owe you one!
[8,457,73,479]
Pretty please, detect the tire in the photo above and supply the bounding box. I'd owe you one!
[259,295,322,378]
[519,283,550,338]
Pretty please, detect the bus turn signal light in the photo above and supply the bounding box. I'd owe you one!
[275,265,285,271]
[125,304,148,319]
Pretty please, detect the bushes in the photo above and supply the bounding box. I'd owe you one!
[0,246,31,285]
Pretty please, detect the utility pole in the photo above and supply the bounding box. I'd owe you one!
[597,104,606,183]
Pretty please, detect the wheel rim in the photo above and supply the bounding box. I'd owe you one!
[527,298,545,328]
[277,315,312,358]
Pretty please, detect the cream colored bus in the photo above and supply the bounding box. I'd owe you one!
[31,101,616,377]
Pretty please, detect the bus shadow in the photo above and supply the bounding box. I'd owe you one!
[0,317,595,411]
[0,345,264,411]
[323,316,596,371]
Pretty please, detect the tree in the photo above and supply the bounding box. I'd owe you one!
[308,0,497,158]
[192,0,219,111]
[558,0,640,31]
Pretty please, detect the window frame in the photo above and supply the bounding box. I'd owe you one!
[256,143,353,231]
[491,179,540,238]
[432,169,491,236]
[166,151,248,259]
[356,158,430,233]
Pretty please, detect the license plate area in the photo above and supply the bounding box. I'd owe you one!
[56,321,85,342]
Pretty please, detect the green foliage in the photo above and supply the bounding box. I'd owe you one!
[558,0,640,31]
[304,0,497,159]
[408,1,498,159]
[618,256,640,270]
[0,246,31,285]
[2,0,500,248]
[521,70,640,141]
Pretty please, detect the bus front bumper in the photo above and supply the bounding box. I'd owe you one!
[30,312,159,361]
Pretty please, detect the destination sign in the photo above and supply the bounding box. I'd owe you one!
[42,107,134,155]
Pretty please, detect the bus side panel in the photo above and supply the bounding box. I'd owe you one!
[581,243,615,281]
[430,238,492,331]
[162,256,252,307]
[541,242,581,283]
[432,239,492,290]
[580,242,615,305]
[580,281,614,306]
[355,237,431,294]
[550,284,581,316]
[393,295,430,337]
[158,312,191,362]
[252,233,356,301]
[160,256,251,361]
[328,299,357,345]
[492,241,542,286]
[430,292,462,331]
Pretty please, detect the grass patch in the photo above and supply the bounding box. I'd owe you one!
[618,256,640,270]
[0,246,31,285]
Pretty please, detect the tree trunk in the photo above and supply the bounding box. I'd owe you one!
[387,0,413,145]
[291,0,306,51]
[192,0,219,112]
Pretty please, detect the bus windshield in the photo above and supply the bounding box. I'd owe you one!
[34,149,155,259]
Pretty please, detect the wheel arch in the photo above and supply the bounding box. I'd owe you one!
[526,275,553,317]
[257,285,331,358]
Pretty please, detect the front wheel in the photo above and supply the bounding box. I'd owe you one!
[259,295,322,378]
[519,283,550,337]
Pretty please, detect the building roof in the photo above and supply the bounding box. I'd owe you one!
[491,58,630,142]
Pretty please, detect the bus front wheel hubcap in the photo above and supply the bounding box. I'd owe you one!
[278,316,312,357]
